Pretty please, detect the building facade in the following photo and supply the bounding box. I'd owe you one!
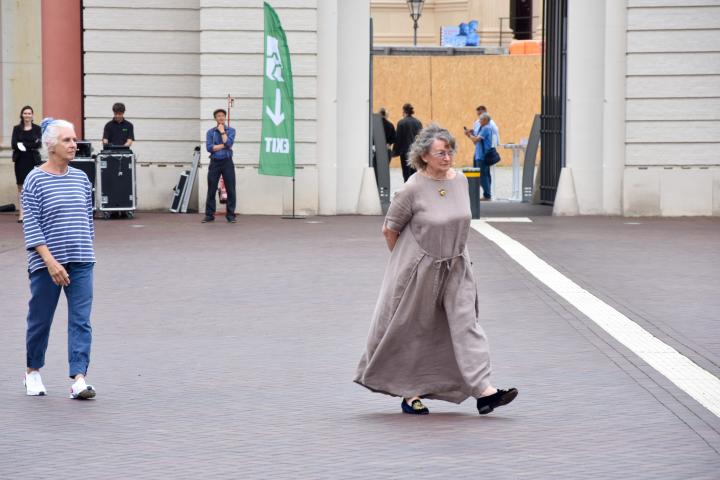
[0,0,369,215]
[560,0,720,216]
[371,0,543,46]
[1,0,718,216]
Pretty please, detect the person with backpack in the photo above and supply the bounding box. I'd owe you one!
[466,112,500,201]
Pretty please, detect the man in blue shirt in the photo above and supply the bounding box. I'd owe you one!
[203,109,237,223]
[472,105,500,147]
[466,112,495,200]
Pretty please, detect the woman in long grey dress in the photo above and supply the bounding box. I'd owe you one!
[355,124,518,415]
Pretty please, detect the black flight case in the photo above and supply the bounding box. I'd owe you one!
[96,146,137,219]
[70,141,96,210]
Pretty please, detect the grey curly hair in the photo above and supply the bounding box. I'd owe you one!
[406,123,456,172]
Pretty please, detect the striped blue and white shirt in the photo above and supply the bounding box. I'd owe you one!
[21,166,95,273]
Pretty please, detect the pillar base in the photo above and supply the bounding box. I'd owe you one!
[553,167,579,216]
[357,166,382,215]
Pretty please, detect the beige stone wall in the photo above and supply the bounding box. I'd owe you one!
[373,54,541,167]
[82,0,323,213]
[0,0,43,206]
[371,0,542,47]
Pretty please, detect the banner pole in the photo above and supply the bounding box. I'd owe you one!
[282,175,305,220]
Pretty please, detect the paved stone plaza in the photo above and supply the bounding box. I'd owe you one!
[1,213,719,479]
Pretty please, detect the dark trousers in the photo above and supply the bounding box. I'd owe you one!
[26,262,93,378]
[480,160,492,199]
[474,156,492,199]
[205,158,236,217]
[400,154,414,182]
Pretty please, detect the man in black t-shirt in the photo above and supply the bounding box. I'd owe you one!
[102,102,134,147]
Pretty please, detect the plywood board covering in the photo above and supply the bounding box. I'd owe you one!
[373,55,541,167]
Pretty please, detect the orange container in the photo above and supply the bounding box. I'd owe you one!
[525,40,541,55]
[509,41,525,55]
[509,40,542,55]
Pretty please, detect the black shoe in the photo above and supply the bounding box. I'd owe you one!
[226,216,237,223]
[17,218,23,224]
[401,398,429,415]
[476,388,518,415]
[201,215,214,223]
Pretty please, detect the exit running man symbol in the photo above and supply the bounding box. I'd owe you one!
[265,36,285,126]
[266,36,284,82]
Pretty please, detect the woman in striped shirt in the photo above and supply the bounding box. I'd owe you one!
[21,118,97,400]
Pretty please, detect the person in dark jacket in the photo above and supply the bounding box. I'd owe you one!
[374,108,396,183]
[11,106,42,223]
[379,108,396,149]
[393,103,423,182]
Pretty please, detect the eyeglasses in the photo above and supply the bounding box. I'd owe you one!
[429,150,456,159]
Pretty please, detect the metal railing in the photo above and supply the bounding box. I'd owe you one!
[497,16,541,47]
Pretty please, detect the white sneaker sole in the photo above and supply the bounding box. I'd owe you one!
[71,386,96,399]
[24,381,46,396]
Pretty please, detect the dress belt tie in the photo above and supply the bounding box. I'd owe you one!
[407,230,468,307]
[432,252,466,307]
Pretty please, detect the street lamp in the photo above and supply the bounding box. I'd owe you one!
[407,0,425,46]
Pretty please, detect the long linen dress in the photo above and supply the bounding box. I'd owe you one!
[355,171,492,404]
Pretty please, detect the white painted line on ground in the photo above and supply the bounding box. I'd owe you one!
[479,217,532,223]
[471,220,720,418]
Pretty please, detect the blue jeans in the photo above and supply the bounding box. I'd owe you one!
[26,262,94,378]
[474,157,492,199]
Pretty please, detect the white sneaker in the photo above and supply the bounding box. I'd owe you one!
[70,377,96,400]
[24,371,47,396]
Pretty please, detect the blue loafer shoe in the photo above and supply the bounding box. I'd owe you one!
[401,398,429,415]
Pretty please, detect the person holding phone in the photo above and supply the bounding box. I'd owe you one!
[465,110,498,200]
[203,108,237,223]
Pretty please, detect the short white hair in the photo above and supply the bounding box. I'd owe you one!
[41,118,75,151]
[479,113,491,122]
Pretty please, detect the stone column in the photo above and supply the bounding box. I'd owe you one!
[335,0,370,213]
[563,0,606,214]
[41,0,83,137]
[317,0,370,215]
[602,0,626,215]
[317,0,339,215]
[0,0,43,148]
[0,0,43,205]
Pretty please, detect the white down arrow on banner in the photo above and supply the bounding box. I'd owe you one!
[266,88,285,126]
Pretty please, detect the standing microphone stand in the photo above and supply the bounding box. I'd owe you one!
[227,94,234,126]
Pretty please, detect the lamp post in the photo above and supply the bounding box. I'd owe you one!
[407,0,425,46]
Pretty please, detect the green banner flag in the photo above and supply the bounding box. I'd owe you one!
[259,2,295,177]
